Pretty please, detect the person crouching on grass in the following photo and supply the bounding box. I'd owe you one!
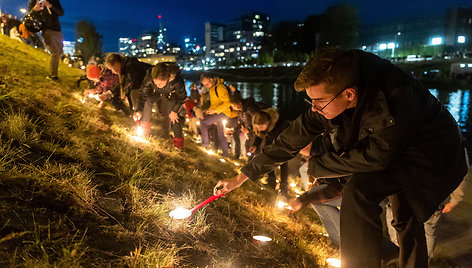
[214,48,468,268]
[250,108,291,196]
[82,64,129,115]
[133,62,187,150]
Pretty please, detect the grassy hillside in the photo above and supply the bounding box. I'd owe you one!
[0,36,335,267]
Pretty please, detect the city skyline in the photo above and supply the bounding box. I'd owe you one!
[1,0,471,51]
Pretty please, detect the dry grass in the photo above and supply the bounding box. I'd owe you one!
[0,35,336,267]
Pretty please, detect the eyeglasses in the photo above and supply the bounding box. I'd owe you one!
[305,87,348,112]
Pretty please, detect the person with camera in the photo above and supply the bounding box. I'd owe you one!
[28,0,64,81]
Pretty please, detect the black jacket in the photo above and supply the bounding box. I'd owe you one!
[28,0,64,32]
[241,50,468,223]
[120,57,152,98]
[238,98,267,131]
[136,70,187,113]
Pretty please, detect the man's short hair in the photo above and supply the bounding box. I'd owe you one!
[151,62,179,80]
[294,48,359,94]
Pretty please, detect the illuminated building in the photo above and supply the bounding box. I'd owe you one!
[360,7,472,60]
[118,38,137,56]
[204,12,270,64]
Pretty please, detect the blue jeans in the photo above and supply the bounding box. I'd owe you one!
[200,113,228,156]
[305,184,341,246]
[385,201,440,258]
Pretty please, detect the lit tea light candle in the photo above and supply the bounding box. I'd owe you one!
[207,149,216,155]
[252,235,272,242]
[219,159,226,163]
[169,207,192,220]
[277,200,293,210]
[136,126,144,137]
[234,162,240,166]
[326,258,341,267]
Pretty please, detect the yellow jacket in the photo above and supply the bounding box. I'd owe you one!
[209,78,238,118]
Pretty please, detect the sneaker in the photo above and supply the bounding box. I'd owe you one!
[46,75,60,82]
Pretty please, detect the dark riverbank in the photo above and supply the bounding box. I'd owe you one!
[181,66,302,83]
[182,60,472,88]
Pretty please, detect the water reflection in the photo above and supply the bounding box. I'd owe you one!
[233,81,307,120]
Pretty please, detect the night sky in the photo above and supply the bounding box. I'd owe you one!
[1,0,471,52]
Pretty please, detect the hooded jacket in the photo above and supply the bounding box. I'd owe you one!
[136,69,187,113]
[28,0,64,32]
[209,78,237,118]
[241,50,468,223]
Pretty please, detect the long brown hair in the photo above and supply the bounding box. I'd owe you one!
[252,108,279,137]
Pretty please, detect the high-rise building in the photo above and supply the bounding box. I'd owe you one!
[204,12,270,63]
[359,7,472,59]
[205,22,226,57]
[137,32,158,57]
[118,38,137,56]
[157,15,167,50]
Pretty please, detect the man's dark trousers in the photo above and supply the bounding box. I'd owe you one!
[341,171,428,268]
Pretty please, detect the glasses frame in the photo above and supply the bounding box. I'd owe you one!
[305,87,349,112]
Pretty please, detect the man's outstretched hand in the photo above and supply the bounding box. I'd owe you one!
[214,173,249,195]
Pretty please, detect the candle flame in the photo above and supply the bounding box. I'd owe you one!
[219,158,226,163]
[206,149,216,155]
[136,126,144,137]
[169,207,192,220]
[196,121,200,126]
[326,258,341,267]
[252,235,272,242]
[222,119,227,127]
[290,182,297,188]
[234,162,240,166]
[277,200,293,210]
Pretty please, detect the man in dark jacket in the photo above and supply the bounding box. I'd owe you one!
[28,0,64,81]
[214,48,468,268]
[105,53,151,112]
[133,62,187,149]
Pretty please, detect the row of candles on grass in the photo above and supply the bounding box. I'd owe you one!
[76,103,340,267]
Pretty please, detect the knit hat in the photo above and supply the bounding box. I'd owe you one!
[86,64,100,80]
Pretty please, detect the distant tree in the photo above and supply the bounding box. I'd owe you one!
[75,20,102,63]
[300,15,321,54]
[319,4,359,49]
